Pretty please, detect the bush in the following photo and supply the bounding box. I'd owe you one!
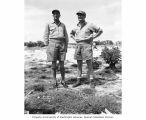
[24,42,28,46]
[24,41,37,47]
[100,46,121,71]
[36,41,45,47]
[115,41,122,47]
[24,41,46,47]
[105,40,114,45]
[94,41,102,45]
[94,40,113,46]
[92,57,102,69]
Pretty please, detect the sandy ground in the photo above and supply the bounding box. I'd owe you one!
[24,46,122,114]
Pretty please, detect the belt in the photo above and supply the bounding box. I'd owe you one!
[49,38,65,43]
[77,41,92,45]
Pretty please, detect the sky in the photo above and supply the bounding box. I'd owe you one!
[24,0,121,43]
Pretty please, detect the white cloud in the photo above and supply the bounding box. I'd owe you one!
[25,0,118,10]
[24,0,121,42]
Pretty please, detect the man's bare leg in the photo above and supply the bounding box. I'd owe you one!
[52,61,58,87]
[59,61,68,88]
[86,59,95,88]
[59,61,65,80]
[77,60,82,78]
[73,60,82,87]
[86,59,94,79]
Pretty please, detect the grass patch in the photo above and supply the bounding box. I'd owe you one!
[25,88,121,114]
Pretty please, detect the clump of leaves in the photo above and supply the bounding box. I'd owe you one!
[100,47,121,71]
[92,57,102,69]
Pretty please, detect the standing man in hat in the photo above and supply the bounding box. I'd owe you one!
[44,9,69,88]
[70,11,103,88]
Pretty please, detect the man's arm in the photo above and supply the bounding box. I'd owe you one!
[64,25,69,52]
[70,29,76,40]
[92,27,103,39]
[44,24,50,46]
[76,24,103,42]
[90,24,103,40]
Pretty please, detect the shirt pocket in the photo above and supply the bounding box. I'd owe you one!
[75,29,80,35]
[58,27,64,35]
[85,28,93,34]
[50,26,56,32]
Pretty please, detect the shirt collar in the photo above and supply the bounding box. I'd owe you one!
[52,21,61,26]
[77,21,87,27]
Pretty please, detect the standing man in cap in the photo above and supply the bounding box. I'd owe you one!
[70,11,103,88]
[44,9,69,88]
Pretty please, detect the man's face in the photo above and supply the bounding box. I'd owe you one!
[53,12,60,20]
[77,14,86,22]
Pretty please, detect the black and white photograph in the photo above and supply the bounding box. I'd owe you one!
[24,0,122,115]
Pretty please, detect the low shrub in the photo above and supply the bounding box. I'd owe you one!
[92,57,102,69]
[36,41,45,47]
[115,41,122,47]
[100,47,121,71]
[94,40,114,46]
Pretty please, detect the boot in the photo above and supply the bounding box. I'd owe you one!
[53,81,59,89]
[61,81,68,88]
[72,78,81,87]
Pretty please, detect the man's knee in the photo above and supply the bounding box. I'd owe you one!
[86,59,93,68]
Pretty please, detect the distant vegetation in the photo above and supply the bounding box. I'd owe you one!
[114,41,122,46]
[24,41,46,47]
[24,40,122,48]
[93,40,122,46]
[94,40,114,45]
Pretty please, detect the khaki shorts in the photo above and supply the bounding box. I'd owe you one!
[74,43,93,60]
[46,42,66,62]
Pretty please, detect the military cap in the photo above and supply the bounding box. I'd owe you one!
[52,9,60,14]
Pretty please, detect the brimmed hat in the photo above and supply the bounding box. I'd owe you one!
[76,11,86,16]
[52,9,60,14]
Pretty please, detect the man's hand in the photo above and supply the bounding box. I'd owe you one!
[70,35,76,40]
[65,44,68,52]
[76,34,94,43]
[87,34,94,40]
[45,41,49,46]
